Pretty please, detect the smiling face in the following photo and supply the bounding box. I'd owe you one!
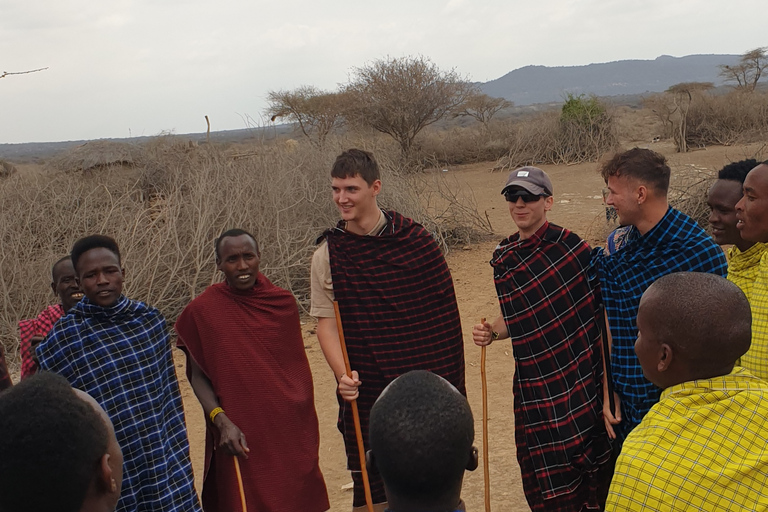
[506,188,553,238]
[707,179,745,247]
[605,175,642,227]
[736,164,768,243]
[75,248,124,308]
[216,234,261,291]
[331,174,381,233]
[51,258,84,312]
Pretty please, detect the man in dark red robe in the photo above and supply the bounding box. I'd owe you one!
[311,149,465,511]
[175,229,329,512]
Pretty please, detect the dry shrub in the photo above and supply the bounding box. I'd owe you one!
[686,90,768,147]
[0,160,17,178]
[0,138,490,362]
[494,108,619,171]
[414,125,511,165]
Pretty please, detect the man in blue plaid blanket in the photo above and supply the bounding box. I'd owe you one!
[37,235,201,512]
[592,148,727,443]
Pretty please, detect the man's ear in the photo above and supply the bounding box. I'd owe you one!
[637,184,648,205]
[466,446,479,472]
[371,179,382,196]
[97,453,117,493]
[365,449,378,475]
[50,281,57,296]
[544,195,554,211]
[658,343,673,372]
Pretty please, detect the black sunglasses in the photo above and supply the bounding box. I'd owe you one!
[504,190,547,203]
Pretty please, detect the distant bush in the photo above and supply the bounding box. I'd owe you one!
[0,138,491,363]
[686,90,768,147]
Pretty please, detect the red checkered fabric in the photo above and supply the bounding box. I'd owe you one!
[492,222,611,508]
[18,304,65,379]
[324,210,466,506]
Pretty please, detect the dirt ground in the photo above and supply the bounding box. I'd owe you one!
[160,141,764,511]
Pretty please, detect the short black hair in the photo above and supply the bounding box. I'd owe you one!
[71,235,121,274]
[599,147,671,195]
[331,149,380,185]
[0,372,109,512]
[214,228,259,260]
[51,255,72,281]
[717,159,759,183]
[369,370,474,503]
[643,272,751,373]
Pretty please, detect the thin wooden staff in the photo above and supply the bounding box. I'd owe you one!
[480,317,491,512]
[233,457,247,512]
[334,301,375,512]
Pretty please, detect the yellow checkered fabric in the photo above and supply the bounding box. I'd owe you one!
[605,367,768,511]
[728,243,768,379]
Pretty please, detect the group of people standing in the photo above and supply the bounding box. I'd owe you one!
[0,147,767,512]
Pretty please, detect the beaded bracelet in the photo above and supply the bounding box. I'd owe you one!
[209,406,225,423]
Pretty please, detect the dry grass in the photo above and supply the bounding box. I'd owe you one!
[0,138,491,364]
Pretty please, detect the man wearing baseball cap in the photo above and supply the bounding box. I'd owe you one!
[474,167,612,512]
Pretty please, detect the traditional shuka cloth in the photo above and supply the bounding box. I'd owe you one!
[591,207,727,439]
[727,243,768,379]
[323,210,466,507]
[36,295,201,512]
[492,222,612,512]
[18,304,65,379]
[174,276,329,512]
[605,367,768,512]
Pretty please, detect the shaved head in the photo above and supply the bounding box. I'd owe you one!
[636,272,751,387]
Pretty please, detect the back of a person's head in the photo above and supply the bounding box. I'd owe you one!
[642,272,751,384]
[331,148,380,185]
[718,159,760,183]
[599,147,671,195]
[369,370,475,507]
[71,234,121,274]
[0,372,110,512]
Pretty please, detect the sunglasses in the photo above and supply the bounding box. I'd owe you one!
[504,190,547,203]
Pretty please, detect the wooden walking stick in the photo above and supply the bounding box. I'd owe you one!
[233,457,248,512]
[480,317,491,512]
[334,301,375,512]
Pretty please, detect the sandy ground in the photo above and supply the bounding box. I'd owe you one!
[16,141,757,511]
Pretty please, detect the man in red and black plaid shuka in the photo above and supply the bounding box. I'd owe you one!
[311,149,466,512]
[18,256,83,379]
[473,167,612,512]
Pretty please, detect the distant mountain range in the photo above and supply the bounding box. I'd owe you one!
[479,54,741,105]
[1,54,748,161]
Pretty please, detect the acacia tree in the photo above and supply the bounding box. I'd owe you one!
[345,55,472,156]
[265,86,348,145]
[454,90,512,130]
[719,47,768,92]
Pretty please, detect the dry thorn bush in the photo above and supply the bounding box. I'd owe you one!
[0,138,491,363]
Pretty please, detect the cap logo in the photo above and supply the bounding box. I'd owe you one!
[517,171,530,177]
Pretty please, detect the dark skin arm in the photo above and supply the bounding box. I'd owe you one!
[185,353,249,458]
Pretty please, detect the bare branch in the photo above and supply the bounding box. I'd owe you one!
[0,67,48,79]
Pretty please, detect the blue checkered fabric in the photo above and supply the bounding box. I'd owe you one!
[37,295,201,512]
[591,208,727,440]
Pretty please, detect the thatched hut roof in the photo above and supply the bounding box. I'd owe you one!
[48,140,146,172]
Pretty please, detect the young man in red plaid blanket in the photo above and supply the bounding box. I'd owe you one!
[18,256,83,379]
[474,167,612,512]
[311,149,466,512]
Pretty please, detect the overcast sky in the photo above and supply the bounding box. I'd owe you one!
[1,0,764,143]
